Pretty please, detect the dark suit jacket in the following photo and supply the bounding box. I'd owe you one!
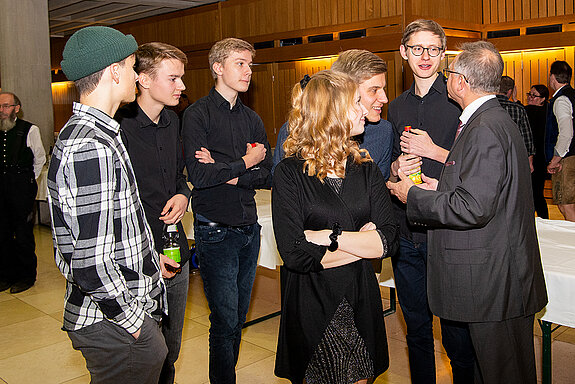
[406,98,547,322]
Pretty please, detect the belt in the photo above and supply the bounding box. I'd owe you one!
[195,220,248,230]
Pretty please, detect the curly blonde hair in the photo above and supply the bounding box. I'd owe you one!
[283,70,371,181]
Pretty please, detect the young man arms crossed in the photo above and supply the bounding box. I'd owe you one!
[182,38,272,384]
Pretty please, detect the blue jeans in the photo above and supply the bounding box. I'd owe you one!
[194,222,261,384]
[393,237,475,384]
[159,262,190,384]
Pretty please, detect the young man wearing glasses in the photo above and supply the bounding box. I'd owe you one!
[387,19,473,383]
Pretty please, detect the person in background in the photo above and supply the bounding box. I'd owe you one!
[272,69,398,384]
[48,26,168,384]
[387,19,468,384]
[546,60,575,222]
[273,49,394,180]
[387,40,547,384]
[115,42,191,384]
[182,37,272,384]
[0,91,46,294]
[496,75,535,172]
[526,84,550,219]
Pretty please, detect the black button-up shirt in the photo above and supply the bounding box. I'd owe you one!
[182,87,272,226]
[116,101,191,264]
[388,74,461,241]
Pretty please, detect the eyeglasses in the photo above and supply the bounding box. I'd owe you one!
[405,44,444,57]
[0,104,17,110]
[526,93,542,98]
[443,68,468,83]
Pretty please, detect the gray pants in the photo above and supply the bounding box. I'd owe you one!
[68,315,168,384]
[159,262,190,384]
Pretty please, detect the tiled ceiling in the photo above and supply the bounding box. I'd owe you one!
[49,0,222,37]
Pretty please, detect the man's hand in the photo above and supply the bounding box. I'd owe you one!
[528,155,534,173]
[386,169,415,204]
[242,143,266,169]
[400,129,446,162]
[160,194,189,224]
[391,154,422,177]
[131,328,141,340]
[419,173,439,191]
[547,156,563,174]
[159,253,179,279]
[195,147,214,164]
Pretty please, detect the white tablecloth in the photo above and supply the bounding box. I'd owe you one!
[181,189,282,270]
[536,218,575,328]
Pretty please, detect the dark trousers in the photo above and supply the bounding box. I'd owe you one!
[159,261,190,384]
[0,173,37,283]
[68,316,168,384]
[532,158,549,219]
[194,222,261,384]
[393,237,475,384]
[468,314,537,384]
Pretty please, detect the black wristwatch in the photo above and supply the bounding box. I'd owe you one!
[328,222,342,252]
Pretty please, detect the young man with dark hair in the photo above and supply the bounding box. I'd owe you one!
[547,60,575,221]
[115,41,191,384]
[182,37,272,384]
[48,26,168,383]
[0,91,45,294]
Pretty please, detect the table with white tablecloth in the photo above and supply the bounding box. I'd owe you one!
[181,189,281,270]
[535,218,575,384]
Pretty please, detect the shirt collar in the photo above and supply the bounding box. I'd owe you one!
[407,73,447,98]
[552,84,567,98]
[209,87,243,111]
[459,95,496,125]
[131,101,170,129]
[73,102,120,134]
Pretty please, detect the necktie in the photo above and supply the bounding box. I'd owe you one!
[455,121,465,140]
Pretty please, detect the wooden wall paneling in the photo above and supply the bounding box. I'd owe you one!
[239,63,277,146]
[539,0,548,18]
[549,0,556,17]
[182,68,214,105]
[501,51,523,101]
[568,0,574,15]
[51,82,78,132]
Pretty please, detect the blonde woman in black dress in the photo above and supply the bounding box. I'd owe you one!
[272,70,398,384]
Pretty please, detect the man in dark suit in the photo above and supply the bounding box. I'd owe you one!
[387,41,548,383]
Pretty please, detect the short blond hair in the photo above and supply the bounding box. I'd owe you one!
[284,70,371,181]
[208,38,255,79]
[401,19,447,50]
[135,42,188,77]
[331,49,387,83]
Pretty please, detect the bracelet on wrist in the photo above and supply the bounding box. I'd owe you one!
[328,222,342,252]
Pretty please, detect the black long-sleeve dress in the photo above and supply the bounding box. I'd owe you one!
[272,156,398,384]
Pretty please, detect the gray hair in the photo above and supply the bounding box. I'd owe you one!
[452,41,503,94]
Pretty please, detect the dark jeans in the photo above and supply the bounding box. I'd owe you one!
[159,262,190,384]
[194,222,261,384]
[393,237,475,383]
[532,159,549,219]
[68,316,168,384]
[392,237,436,383]
[0,173,37,283]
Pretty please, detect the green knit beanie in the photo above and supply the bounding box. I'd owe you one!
[61,26,138,81]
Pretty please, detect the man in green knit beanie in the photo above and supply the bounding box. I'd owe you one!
[48,26,169,384]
